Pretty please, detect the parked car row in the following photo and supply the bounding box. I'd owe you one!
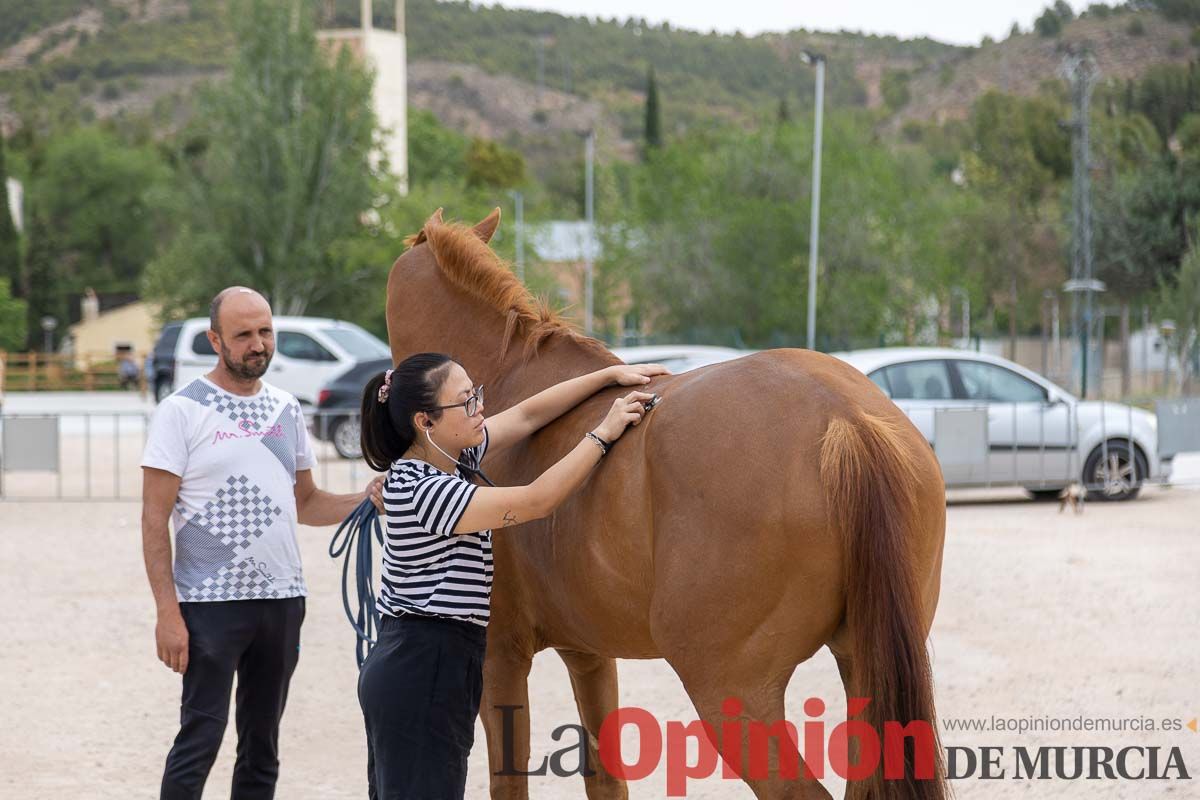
[151,316,390,407]
[150,316,389,459]
[151,317,1170,499]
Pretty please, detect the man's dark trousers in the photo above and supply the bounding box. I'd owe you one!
[160,597,305,800]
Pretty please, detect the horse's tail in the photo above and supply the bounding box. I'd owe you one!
[819,412,947,800]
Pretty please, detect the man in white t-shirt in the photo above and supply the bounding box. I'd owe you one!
[141,287,383,800]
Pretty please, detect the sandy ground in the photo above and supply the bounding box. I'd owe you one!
[2,483,1198,799]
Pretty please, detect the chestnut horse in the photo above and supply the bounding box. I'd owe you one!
[384,209,948,800]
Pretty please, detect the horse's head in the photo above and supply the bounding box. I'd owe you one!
[385,208,617,402]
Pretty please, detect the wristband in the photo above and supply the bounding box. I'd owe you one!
[585,432,610,456]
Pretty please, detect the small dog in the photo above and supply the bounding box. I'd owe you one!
[1058,483,1086,514]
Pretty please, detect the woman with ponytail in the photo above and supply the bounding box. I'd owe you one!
[357,352,667,799]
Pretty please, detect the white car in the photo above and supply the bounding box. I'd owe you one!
[152,316,391,407]
[610,345,750,374]
[835,348,1169,501]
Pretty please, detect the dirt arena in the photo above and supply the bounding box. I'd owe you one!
[2,470,1198,798]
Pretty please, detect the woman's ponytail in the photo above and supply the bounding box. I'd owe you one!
[360,353,455,473]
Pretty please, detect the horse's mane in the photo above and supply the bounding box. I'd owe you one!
[405,221,619,365]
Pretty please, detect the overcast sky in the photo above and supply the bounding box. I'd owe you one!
[484,1,1091,46]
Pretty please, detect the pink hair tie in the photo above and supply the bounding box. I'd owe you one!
[377,369,394,404]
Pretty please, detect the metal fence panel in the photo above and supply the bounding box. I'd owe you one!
[1,416,59,471]
[1156,398,1200,459]
[933,408,989,475]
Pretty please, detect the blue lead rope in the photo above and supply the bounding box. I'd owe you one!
[329,497,384,668]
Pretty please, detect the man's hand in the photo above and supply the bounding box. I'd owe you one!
[606,363,671,387]
[368,475,386,513]
[156,610,189,674]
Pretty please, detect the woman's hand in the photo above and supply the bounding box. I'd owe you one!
[605,363,671,387]
[593,391,657,443]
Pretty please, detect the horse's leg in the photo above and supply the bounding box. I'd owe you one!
[668,660,834,800]
[481,638,536,800]
[557,649,628,800]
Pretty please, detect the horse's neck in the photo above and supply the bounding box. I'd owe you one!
[492,335,617,408]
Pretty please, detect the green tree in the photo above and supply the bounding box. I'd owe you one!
[408,109,470,186]
[1142,0,1200,23]
[880,69,912,111]
[777,96,791,124]
[144,0,377,318]
[1094,154,1200,304]
[1034,9,1063,37]
[609,114,964,349]
[33,127,168,293]
[1158,222,1200,388]
[21,200,66,351]
[0,278,26,351]
[644,66,662,151]
[464,138,526,190]
[1133,65,1198,145]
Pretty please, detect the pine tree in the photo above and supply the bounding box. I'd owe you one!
[644,66,662,152]
[23,202,64,351]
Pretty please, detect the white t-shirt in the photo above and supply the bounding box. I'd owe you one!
[141,376,316,603]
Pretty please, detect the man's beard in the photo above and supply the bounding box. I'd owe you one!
[220,342,272,380]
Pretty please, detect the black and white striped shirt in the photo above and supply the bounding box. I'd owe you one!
[378,429,493,626]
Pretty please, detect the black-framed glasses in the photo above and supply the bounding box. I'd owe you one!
[430,385,485,417]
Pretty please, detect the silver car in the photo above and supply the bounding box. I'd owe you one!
[836,348,1169,501]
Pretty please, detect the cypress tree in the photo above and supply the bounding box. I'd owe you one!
[644,66,662,152]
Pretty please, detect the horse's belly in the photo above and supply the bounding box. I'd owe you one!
[510,507,660,658]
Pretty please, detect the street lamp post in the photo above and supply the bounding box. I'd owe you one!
[584,130,595,337]
[40,315,58,354]
[800,51,825,351]
[951,286,970,347]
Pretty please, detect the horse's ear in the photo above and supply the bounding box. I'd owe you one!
[403,207,444,249]
[472,207,501,244]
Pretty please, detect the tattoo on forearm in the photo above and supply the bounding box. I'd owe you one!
[502,510,518,527]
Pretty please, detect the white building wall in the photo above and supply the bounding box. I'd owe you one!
[365,28,408,193]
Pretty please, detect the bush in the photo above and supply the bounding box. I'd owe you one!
[1127,18,1146,36]
[465,138,526,189]
[1035,9,1064,37]
[881,69,912,111]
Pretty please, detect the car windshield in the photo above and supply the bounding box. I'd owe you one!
[322,326,390,359]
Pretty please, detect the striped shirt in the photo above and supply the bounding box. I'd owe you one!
[378,428,493,626]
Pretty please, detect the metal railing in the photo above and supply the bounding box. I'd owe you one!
[912,398,1200,498]
[0,409,376,501]
[1,403,1197,501]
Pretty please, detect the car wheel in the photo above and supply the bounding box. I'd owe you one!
[331,417,362,460]
[155,380,173,403]
[1082,440,1147,502]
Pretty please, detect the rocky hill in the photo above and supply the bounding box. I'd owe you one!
[891,9,1198,128]
[0,1,1195,147]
